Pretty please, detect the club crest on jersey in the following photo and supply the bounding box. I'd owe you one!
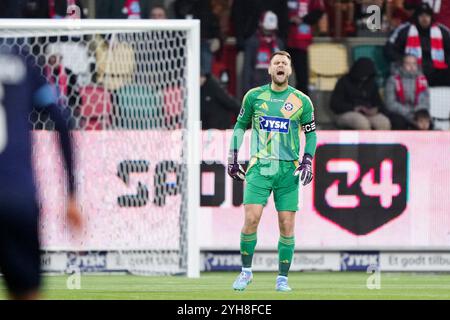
[283,102,294,111]
[259,116,290,134]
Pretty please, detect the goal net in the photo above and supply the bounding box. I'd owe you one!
[0,19,200,277]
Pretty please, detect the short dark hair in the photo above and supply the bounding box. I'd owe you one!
[414,109,431,120]
[270,51,291,62]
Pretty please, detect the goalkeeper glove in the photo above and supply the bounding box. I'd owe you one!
[294,154,313,186]
[227,150,246,181]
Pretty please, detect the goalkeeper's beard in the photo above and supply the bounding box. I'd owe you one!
[271,74,289,87]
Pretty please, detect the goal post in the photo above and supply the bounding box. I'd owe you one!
[185,19,201,279]
[0,19,201,278]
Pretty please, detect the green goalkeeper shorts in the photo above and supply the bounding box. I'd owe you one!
[243,157,300,212]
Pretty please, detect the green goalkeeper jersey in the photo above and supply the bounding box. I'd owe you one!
[230,84,317,161]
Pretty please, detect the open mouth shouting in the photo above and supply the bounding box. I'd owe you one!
[273,68,288,84]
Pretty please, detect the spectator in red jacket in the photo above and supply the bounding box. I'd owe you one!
[231,0,289,52]
[242,11,284,94]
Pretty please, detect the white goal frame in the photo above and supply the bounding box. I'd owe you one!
[0,19,201,278]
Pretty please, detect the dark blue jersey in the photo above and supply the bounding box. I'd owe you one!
[0,46,74,207]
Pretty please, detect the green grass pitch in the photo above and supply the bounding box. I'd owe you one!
[1,272,450,300]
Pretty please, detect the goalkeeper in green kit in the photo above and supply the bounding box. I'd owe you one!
[227,51,317,292]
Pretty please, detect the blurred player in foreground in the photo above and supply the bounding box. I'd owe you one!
[0,44,82,300]
[227,51,317,292]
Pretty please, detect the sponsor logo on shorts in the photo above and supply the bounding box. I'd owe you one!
[259,116,290,133]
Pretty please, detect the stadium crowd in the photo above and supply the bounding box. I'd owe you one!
[0,0,449,131]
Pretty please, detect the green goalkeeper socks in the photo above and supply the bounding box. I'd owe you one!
[278,235,295,277]
[240,232,257,268]
[240,233,294,274]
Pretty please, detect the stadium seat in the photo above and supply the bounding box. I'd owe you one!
[309,90,336,129]
[79,85,112,130]
[352,45,390,87]
[429,87,450,130]
[95,37,135,91]
[308,43,349,91]
[114,85,165,129]
[164,86,183,129]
